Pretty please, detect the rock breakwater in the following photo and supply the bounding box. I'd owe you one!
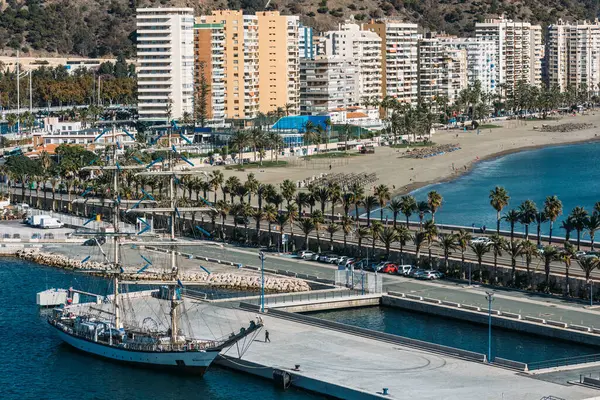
[16,249,310,293]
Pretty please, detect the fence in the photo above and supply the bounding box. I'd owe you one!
[241,289,365,307]
[335,269,383,293]
[28,209,135,232]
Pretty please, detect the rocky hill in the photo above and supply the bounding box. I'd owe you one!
[0,0,599,58]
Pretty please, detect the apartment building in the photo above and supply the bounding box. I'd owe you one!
[299,56,358,115]
[364,19,420,105]
[198,10,299,120]
[475,15,543,95]
[417,34,468,104]
[136,8,195,122]
[442,38,497,94]
[299,23,315,59]
[321,22,382,105]
[194,23,226,125]
[547,19,600,94]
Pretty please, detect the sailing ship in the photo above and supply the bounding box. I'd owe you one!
[48,127,262,375]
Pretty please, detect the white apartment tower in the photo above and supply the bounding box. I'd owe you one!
[476,15,543,95]
[547,19,600,94]
[322,22,382,105]
[417,34,468,105]
[136,8,195,122]
[364,19,420,104]
[443,38,497,94]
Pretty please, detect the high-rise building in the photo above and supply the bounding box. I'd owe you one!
[475,15,543,95]
[417,34,468,105]
[299,56,358,115]
[198,10,299,120]
[442,38,497,94]
[364,19,420,104]
[547,19,600,94]
[136,8,195,122]
[299,23,315,59]
[194,22,226,126]
[321,22,382,105]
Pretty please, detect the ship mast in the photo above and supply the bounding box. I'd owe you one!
[168,123,180,345]
[112,122,121,331]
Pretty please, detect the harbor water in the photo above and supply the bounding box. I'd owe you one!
[308,306,600,363]
[380,141,600,234]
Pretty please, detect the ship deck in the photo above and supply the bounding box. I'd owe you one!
[73,296,600,400]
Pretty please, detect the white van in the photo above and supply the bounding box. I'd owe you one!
[398,265,414,276]
[40,217,64,229]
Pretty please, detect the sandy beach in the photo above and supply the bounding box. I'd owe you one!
[217,112,600,198]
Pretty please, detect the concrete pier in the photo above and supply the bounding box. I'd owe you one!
[70,296,600,400]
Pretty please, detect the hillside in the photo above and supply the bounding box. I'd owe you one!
[0,0,599,58]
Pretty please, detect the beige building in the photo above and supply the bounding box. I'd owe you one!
[547,19,600,94]
[194,23,226,126]
[198,10,299,120]
[475,15,543,95]
[364,19,420,105]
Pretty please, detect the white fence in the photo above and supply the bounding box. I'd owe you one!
[335,269,383,294]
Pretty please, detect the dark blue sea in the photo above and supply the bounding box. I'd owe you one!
[0,259,316,400]
[377,141,600,235]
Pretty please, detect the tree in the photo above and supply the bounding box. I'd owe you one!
[544,195,563,244]
[456,229,472,280]
[395,225,412,265]
[470,242,490,283]
[264,204,278,247]
[535,211,548,246]
[209,171,224,203]
[540,246,560,292]
[378,226,399,259]
[195,60,210,127]
[504,240,523,285]
[489,233,506,284]
[561,243,575,296]
[231,130,250,165]
[578,256,600,284]
[363,195,379,227]
[369,221,383,254]
[587,213,600,250]
[356,226,370,257]
[312,210,325,253]
[439,234,457,273]
[503,209,520,243]
[520,240,537,288]
[400,195,417,228]
[388,198,402,228]
[413,231,427,267]
[276,212,289,251]
[489,186,509,234]
[427,190,443,223]
[298,218,315,250]
[350,183,365,220]
[326,223,339,251]
[340,216,353,254]
[416,201,430,231]
[518,200,537,240]
[570,206,589,251]
[374,184,391,222]
[423,220,438,266]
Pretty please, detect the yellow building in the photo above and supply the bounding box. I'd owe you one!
[198,10,299,120]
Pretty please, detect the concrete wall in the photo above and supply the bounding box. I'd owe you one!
[269,296,380,313]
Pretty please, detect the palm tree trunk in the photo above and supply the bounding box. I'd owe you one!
[330,233,334,251]
[592,233,595,251]
[511,257,516,285]
[304,233,309,250]
[577,230,581,250]
[406,215,409,228]
[565,265,570,296]
[461,251,466,279]
[548,221,553,245]
[393,213,397,228]
[343,233,347,253]
[496,212,500,234]
[267,223,272,247]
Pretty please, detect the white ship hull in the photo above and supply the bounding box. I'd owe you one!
[52,325,220,375]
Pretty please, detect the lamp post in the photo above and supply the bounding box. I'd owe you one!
[485,291,495,363]
[259,251,265,313]
[589,279,594,307]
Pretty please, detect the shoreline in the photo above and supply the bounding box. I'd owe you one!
[391,134,600,198]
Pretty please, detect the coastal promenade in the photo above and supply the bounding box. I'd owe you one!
[73,296,600,400]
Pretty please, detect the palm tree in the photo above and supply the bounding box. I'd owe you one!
[578,256,600,283]
[540,246,560,292]
[503,209,520,243]
[275,212,289,251]
[294,192,308,215]
[456,229,472,280]
[286,203,299,252]
[264,204,278,247]
[561,243,575,296]
[395,225,412,265]
[416,201,430,231]
[470,242,490,284]
[439,234,458,273]
[329,183,342,219]
[245,173,260,204]
[340,216,353,254]
[400,195,417,228]
[570,206,589,250]
[363,195,379,227]
[489,186,510,234]
[350,184,365,221]
[369,221,383,254]
[587,213,600,250]
[209,171,224,203]
[427,190,443,223]
[561,216,576,242]
[423,220,438,266]
[544,195,563,244]
[520,240,537,288]
[298,218,315,250]
[504,240,523,285]
[215,200,230,240]
[535,211,548,246]
[231,130,250,165]
[326,223,339,251]
[518,200,537,240]
[253,209,265,244]
[388,198,402,228]
[312,210,325,253]
[374,184,391,221]
[356,226,370,257]
[413,231,427,267]
[378,227,399,259]
[489,233,506,284]
[314,187,330,215]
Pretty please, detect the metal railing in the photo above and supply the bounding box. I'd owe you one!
[527,353,600,371]
[242,289,365,307]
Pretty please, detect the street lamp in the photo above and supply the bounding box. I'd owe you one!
[485,291,495,363]
[258,251,265,313]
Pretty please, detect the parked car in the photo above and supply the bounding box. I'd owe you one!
[397,265,414,276]
[423,270,442,280]
[574,251,586,259]
[298,250,315,259]
[327,255,342,264]
[310,253,321,261]
[83,237,106,246]
[470,237,491,245]
[338,257,356,268]
[380,263,398,274]
[537,244,545,255]
[408,268,426,278]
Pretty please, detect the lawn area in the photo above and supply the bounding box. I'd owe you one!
[390,141,436,148]
[478,124,501,129]
[225,160,288,170]
[302,152,359,160]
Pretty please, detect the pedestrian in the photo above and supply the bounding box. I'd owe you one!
[265,330,271,343]
[329,164,332,170]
